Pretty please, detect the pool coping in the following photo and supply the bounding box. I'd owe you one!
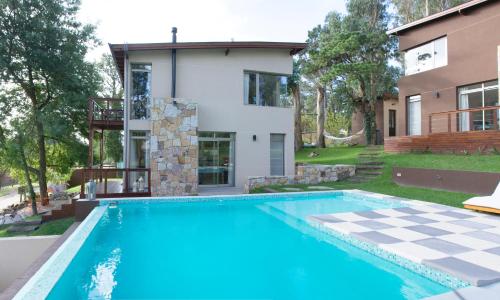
[9,206,107,300]
[5,189,487,299]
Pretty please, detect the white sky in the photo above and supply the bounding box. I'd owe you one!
[78,0,347,61]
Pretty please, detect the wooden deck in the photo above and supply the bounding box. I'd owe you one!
[385,130,500,153]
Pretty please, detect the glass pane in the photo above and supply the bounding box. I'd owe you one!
[416,43,433,73]
[278,76,290,107]
[131,64,151,120]
[270,134,285,176]
[129,133,150,168]
[485,88,499,130]
[459,83,482,92]
[408,96,421,135]
[244,72,257,105]
[404,48,418,75]
[198,133,234,185]
[485,80,498,88]
[259,73,280,106]
[433,37,447,68]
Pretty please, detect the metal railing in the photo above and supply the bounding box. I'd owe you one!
[428,105,500,134]
[79,168,151,199]
[89,97,124,123]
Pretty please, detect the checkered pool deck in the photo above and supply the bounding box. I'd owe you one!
[308,198,500,287]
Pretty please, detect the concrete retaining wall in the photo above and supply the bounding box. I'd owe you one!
[393,167,500,195]
[0,236,58,292]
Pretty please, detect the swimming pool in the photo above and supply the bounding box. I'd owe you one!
[17,191,453,299]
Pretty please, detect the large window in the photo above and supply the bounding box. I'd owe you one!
[407,95,421,136]
[130,64,152,119]
[404,36,447,75]
[458,80,499,131]
[244,71,290,107]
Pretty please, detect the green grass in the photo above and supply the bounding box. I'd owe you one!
[252,146,500,208]
[66,185,81,193]
[0,217,74,238]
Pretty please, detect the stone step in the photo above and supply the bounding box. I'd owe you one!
[357,161,384,165]
[358,153,381,157]
[7,225,39,233]
[355,165,384,170]
[356,170,383,175]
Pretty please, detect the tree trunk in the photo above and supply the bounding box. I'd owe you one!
[34,111,49,203]
[18,140,37,215]
[316,85,326,148]
[292,85,303,151]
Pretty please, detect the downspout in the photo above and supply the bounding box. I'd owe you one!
[123,43,129,168]
[171,27,177,98]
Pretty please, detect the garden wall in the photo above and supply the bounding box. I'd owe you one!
[244,164,355,193]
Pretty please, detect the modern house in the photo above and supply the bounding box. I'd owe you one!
[84,29,306,197]
[384,0,500,153]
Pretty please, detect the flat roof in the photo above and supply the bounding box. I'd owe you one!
[387,0,491,35]
[109,41,307,82]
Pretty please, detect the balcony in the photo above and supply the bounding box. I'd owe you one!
[79,168,151,199]
[89,97,124,130]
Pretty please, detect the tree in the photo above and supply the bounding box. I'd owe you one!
[316,0,397,144]
[97,53,124,165]
[301,25,331,148]
[392,0,468,24]
[0,118,39,214]
[288,60,303,151]
[0,0,99,200]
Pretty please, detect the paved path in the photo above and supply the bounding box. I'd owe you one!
[309,193,500,287]
[0,189,21,211]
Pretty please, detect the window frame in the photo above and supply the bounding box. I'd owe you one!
[404,36,447,76]
[130,63,153,120]
[243,70,290,108]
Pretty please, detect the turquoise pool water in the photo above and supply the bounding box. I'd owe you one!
[47,193,450,299]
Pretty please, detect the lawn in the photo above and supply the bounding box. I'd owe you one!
[252,146,500,208]
[0,217,74,238]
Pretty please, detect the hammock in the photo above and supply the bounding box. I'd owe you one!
[324,129,364,145]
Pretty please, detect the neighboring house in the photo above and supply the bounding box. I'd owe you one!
[384,0,500,153]
[350,94,398,145]
[85,29,306,197]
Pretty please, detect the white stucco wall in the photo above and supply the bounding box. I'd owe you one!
[126,48,295,188]
[0,236,58,292]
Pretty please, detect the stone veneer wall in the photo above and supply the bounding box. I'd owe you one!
[244,164,355,193]
[150,98,198,196]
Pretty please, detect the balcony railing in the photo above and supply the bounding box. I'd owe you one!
[428,105,500,134]
[89,97,124,126]
[79,168,151,199]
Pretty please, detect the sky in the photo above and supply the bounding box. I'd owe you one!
[78,0,347,61]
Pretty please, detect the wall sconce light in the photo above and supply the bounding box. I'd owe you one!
[434,91,440,98]
[252,134,257,141]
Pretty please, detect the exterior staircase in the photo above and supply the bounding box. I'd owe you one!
[41,197,77,222]
[347,146,385,183]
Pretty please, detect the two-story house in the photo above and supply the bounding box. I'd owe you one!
[384,0,500,153]
[85,29,305,197]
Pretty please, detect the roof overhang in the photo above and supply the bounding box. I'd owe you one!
[387,0,491,35]
[109,41,307,83]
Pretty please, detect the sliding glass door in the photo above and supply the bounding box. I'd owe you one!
[198,132,235,186]
[458,80,499,131]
